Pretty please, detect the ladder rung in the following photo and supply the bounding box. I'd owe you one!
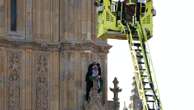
[140,71,146,75]
[147,100,155,102]
[140,68,146,71]
[141,75,148,78]
[138,61,144,64]
[136,53,143,58]
[145,93,155,97]
[144,87,152,90]
[143,81,150,84]
[140,72,148,76]
[139,65,145,70]
[142,78,150,82]
[135,48,142,52]
[132,33,139,40]
[145,94,154,97]
[133,43,141,47]
[133,37,139,40]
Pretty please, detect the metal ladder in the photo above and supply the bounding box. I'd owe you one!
[127,24,162,110]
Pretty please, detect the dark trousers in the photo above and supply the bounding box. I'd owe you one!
[86,81,93,101]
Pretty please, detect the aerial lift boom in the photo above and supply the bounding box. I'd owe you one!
[96,0,162,110]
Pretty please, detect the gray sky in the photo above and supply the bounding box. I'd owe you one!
[108,0,194,109]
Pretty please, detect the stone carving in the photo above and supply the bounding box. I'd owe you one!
[7,51,21,110]
[40,42,49,51]
[84,80,105,110]
[110,77,122,110]
[35,54,49,110]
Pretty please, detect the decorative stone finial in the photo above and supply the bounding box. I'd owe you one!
[110,77,122,110]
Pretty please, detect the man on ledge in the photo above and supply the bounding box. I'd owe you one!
[85,62,103,102]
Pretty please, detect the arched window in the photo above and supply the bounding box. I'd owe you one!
[11,0,17,31]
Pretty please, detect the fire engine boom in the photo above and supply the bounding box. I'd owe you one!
[96,0,162,110]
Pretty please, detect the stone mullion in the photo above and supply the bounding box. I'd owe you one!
[20,50,26,110]
[4,49,7,110]
[64,1,70,41]
[49,51,59,110]
[41,0,46,40]
[59,51,68,110]
[59,0,62,41]
[36,0,40,39]
[49,0,52,42]
[78,52,84,110]
[73,52,78,109]
[59,52,63,110]
[77,0,81,42]
[31,51,35,110]
[17,0,25,38]
[80,52,86,109]
[93,0,97,41]
[69,1,74,41]
[0,0,5,33]
[87,0,92,41]
[7,0,10,33]
[81,0,87,41]
[48,51,51,110]
[32,0,36,41]
[99,54,108,104]
[91,0,95,41]
[66,52,72,109]
[69,52,76,110]
[4,0,8,33]
[32,0,39,40]
[48,52,52,110]
[0,49,2,109]
[37,0,41,40]
[24,49,32,110]
[0,48,6,110]
[76,52,82,110]
[75,0,79,42]
[72,0,76,42]
[80,0,83,41]
[51,0,59,43]
[44,0,51,42]
[26,0,32,40]
[48,0,52,42]
[64,0,68,41]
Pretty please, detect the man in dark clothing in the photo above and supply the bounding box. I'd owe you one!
[85,62,103,101]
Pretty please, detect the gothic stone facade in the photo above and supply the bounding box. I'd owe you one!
[0,0,112,110]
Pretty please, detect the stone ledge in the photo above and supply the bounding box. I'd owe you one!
[0,38,112,53]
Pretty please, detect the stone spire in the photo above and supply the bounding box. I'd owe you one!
[110,77,122,110]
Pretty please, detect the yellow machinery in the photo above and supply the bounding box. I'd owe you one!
[96,0,162,110]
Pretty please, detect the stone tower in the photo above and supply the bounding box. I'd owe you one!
[0,0,111,110]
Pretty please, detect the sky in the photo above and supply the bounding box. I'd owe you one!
[108,0,194,110]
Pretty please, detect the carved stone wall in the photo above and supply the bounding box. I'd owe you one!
[60,0,97,42]
[32,0,59,42]
[0,44,110,110]
[34,53,49,110]
[7,50,22,110]
[0,0,111,110]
